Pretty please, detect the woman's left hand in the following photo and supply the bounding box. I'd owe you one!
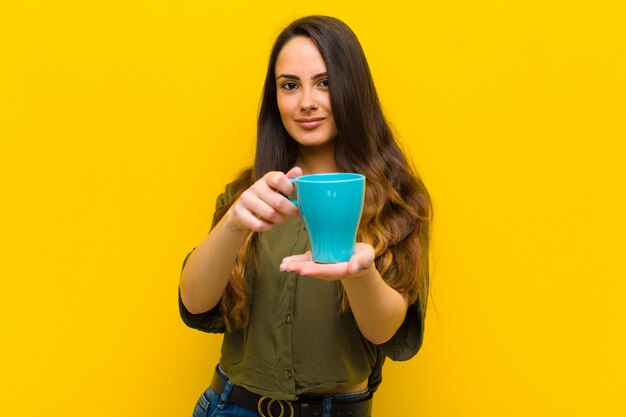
[280,243,375,281]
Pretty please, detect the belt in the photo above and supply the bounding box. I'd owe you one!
[210,367,373,417]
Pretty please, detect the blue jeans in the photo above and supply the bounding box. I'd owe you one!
[192,386,257,417]
[192,371,372,417]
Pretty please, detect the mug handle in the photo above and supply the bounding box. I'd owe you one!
[288,178,298,207]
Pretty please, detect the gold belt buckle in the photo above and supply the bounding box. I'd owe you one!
[258,396,295,417]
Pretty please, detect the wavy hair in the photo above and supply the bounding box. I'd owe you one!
[214,15,432,331]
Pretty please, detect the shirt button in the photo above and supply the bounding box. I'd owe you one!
[285,370,292,379]
[285,314,292,324]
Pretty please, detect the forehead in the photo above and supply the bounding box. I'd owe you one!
[275,36,327,75]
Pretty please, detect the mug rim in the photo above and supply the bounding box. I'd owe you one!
[295,173,365,183]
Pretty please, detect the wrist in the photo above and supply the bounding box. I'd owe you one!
[341,264,380,286]
[222,207,249,234]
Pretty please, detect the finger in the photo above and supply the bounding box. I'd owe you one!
[261,189,299,218]
[347,246,375,274]
[281,252,312,264]
[281,260,349,277]
[239,191,288,224]
[258,174,299,217]
[347,257,365,274]
[232,205,273,231]
[299,262,350,278]
[285,166,303,179]
[265,171,294,197]
[280,254,311,272]
[284,166,302,201]
[353,243,375,266]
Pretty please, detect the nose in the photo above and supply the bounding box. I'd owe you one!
[299,87,318,111]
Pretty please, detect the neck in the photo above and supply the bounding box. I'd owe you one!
[296,142,339,175]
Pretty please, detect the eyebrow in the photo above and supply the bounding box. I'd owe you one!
[276,72,328,80]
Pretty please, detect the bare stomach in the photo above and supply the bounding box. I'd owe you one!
[305,379,369,395]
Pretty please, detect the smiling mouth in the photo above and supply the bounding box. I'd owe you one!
[296,117,325,129]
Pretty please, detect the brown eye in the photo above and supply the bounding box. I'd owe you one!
[319,79,329,88]
[282,82,298,90]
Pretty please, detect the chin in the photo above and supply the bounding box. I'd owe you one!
[292,132,336,148]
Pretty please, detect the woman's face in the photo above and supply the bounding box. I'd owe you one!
[275,36,338,149]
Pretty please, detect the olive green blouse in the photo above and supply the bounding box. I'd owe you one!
[179,182,424,401]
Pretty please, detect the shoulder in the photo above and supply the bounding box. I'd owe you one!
[211,168,254,229]
[216,168,255,206]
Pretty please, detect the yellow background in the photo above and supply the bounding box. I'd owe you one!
[1,1,624,416]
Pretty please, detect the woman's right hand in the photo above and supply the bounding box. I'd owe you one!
[227,166,302,232]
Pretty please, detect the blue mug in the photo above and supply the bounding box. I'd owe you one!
[290,173,366,263]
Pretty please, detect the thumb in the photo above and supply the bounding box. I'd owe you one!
[286,166,303,179]
[347,255,365,274]
[348,244,375,274]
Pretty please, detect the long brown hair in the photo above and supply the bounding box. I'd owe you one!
[215,15,432,331]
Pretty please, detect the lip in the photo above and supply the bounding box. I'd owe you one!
[295,117,325,129]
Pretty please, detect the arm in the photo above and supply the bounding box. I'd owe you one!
[179,210,249,314]
[180,168,302,314]
[280,243,408,345]
[340,265,409,345]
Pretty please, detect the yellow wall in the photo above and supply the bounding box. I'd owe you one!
[1,1,624,416]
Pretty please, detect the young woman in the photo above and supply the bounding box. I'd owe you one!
[179,15,432,417]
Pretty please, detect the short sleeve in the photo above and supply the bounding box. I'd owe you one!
[178,250,226,333]
[210,184,234,230]
[178,285,226,333]
[376,301,424,361]
[178,180,238,335]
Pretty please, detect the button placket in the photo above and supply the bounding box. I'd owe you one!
[276,215,307,395]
